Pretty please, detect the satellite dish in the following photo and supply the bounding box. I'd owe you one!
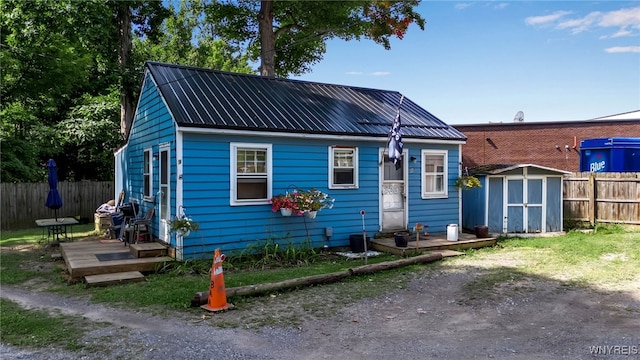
[513,111,524,122]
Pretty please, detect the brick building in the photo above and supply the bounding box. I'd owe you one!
[453,111,640,172]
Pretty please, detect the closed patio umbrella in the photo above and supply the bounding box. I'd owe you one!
[45,159,63,220]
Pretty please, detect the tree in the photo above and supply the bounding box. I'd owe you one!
[133,0,254,74]
[110,0,169,139]
[1,0,114,182]
[199,0,425,77]
[0,0,168,181]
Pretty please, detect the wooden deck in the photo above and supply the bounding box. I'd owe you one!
[59,240,173,280]
[370,232,496,256]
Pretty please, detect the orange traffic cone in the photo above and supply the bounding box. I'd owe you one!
[201,249,233,312]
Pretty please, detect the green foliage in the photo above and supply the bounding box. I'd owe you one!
[1,0,119,181]
[228,236,320,270]
[168,216,200,232]
[455,175,482,189]
[592,222,626,235]
[158,259,212,276]
[133,0,253,74]
[198,0,425,77]
[0,0,424,181]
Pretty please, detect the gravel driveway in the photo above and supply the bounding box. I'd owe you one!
[1,251,639,359]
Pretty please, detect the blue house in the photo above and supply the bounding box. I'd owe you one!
[461,164,570,235]
[115,62,467,260]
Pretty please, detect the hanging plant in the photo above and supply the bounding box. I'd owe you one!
[455,175,482,190]
[169,216,199,233]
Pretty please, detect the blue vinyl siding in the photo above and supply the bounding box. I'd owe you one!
[176,133,460,259]
[123,73,176,241]
[407,145,460,234]
[461,177,486,232]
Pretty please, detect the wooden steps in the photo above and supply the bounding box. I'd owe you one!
[130,242,168,258]
[60,240,173,284]
[85,271,145,287]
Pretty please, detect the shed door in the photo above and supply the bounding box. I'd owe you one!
[380,151,406,231]
[505,178,543,233]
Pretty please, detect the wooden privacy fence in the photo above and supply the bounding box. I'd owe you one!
[563,172,640,225]
[1,181,114,231]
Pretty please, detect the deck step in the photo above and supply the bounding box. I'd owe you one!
[84,271,145,287]
[129,242,168,258]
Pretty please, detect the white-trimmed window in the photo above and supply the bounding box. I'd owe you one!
[329,146,358,189]
[143,148,153,198]
[230,143,272,205]
[421,150,448,198]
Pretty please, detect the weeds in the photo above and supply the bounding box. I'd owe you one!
[158,259,211,276]
[228,236,319,270]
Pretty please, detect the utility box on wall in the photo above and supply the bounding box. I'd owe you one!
[580,137,640,172]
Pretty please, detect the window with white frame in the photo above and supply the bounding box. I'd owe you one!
[231,143,272,205]
[143,148,152,198]
[421,150,448,198]
[329,146,358,189]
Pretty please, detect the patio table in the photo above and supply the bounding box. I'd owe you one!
[35,217,79,244]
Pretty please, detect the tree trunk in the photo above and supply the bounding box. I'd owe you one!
[117,3,134,139]
[258,0,275,77]
[191,252,444,306]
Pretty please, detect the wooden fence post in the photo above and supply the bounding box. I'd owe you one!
[588,173,596,226]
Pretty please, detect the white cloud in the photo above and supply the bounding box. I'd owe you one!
[527,7,640,37]
[370,72,391,76]
[495,3,508,10]
[345,71,363,75]
[599,7,640,28]
[525,11,572,26]
[604,46,640,53]
[608,29,633,38]
[455,3,473,10]
[557,11,602,34]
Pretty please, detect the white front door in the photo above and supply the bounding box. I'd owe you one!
[380,150,406,231]
[158,145,171,242]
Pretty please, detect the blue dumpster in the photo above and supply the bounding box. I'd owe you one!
[580,137,640,172]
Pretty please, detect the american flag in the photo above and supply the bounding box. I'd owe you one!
[388,95,404,170]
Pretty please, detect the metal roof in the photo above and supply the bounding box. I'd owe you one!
[146,62,466,141]
[470,164,571,175]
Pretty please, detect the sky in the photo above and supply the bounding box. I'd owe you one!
[292,1,640,125]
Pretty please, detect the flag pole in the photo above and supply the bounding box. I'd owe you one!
[387,95,405,169]
[387,95,405,144]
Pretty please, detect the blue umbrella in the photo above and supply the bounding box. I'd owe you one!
[45,159,63,220]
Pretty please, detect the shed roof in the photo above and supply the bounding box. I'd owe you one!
[145,62,466,141]
[470,164,571,175]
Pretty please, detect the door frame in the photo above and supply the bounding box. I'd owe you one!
[158,143,171,243]
[378,147,408,232]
